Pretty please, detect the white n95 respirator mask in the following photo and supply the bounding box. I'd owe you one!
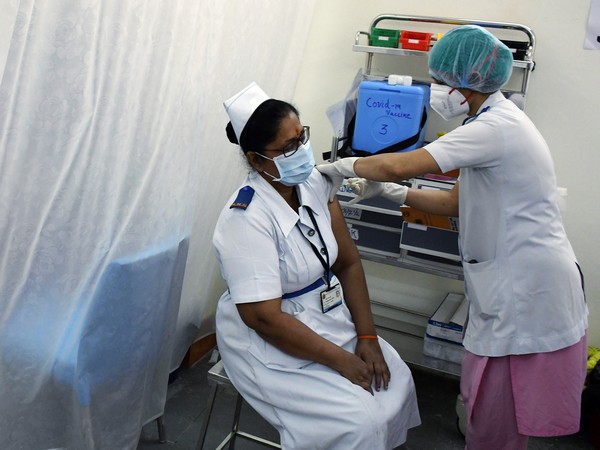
[429,84,470,120]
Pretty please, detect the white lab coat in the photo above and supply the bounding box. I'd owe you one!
[213,169,420,450]
[425,91,588,357]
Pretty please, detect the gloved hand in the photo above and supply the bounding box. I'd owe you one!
[316,157,359,202]
[346,178,384,205]
[346,178,409,205]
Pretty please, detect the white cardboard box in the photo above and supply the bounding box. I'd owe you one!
[426,293,467,344]
[423,334,466,365]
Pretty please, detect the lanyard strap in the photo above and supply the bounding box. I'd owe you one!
[281,271,333,299]
[462,106,491,125]
[297,207,331,289]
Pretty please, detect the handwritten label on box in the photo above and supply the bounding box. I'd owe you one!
[342,206,363,220]
[347,224,359,240]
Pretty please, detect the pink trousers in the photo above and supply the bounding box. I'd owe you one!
[460,334,588,450]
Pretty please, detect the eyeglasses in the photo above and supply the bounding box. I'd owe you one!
[264,126,310,157]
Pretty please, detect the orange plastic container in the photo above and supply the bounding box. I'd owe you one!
[400,31,431,51]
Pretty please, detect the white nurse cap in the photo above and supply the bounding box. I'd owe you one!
[223,82,270,142]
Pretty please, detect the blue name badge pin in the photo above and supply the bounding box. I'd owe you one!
[321,284,342,313]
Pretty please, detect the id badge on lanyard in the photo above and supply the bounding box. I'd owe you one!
[321,284,342,313]
[301,208,342,314]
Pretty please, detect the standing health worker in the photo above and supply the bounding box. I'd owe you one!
[318,25,588,450]
[212,82,420,450]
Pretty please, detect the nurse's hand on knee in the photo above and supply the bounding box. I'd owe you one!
[335,352,374,395]
[355,339,391,392]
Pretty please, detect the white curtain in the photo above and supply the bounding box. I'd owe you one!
[0,1,316,449]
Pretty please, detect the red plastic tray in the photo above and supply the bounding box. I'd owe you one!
[400,31,431,51]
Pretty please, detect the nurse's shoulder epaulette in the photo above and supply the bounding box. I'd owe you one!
[230,185,255,210]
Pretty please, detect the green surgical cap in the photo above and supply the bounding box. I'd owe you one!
[428,25,513,93]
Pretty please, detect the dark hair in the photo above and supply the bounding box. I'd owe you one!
[225,99,299,154]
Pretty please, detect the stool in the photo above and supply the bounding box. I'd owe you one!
[194,359,281,450]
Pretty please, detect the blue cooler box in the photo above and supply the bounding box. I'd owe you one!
[352,80,430,154]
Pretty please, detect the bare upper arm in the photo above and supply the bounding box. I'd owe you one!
[236,298,283,330]
[328,197,361,274]
[354,148,442,182]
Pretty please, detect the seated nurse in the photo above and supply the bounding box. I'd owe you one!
[212,82,421,450]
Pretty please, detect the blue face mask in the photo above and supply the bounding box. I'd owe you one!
[259,140,315,186]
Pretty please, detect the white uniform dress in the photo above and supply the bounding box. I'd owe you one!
[425,91,588,357]
[213,169,420,450]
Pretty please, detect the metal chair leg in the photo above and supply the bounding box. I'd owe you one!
[194,383,219,450]
[196,359,281,449]
[156,415,167,444]
[227,393,244,449]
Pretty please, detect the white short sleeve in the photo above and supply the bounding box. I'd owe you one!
[213,210,282,304]
[425,115,504,173]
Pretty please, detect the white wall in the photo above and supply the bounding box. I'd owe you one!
[293,0,600,346]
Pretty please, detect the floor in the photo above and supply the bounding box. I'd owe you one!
[138,351,596,450]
